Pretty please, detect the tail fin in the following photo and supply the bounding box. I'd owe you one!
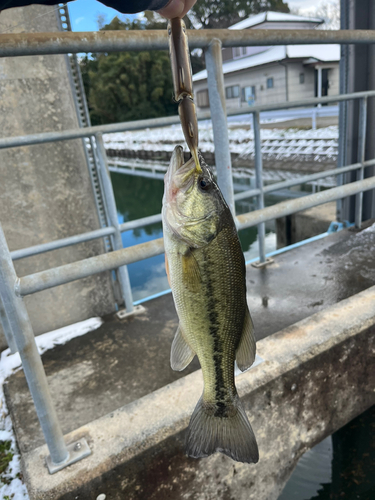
[185,396,259,464]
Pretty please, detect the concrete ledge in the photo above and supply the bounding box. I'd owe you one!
[23,286,375,500]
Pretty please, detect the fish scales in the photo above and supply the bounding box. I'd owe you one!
[169,224,246,409]
[163,146,259,464]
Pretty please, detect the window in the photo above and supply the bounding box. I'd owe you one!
[196,89,209,108]
[241,86,256,103]
[232,47,248,59]
[267,77,274,89]
[300,73,305,84]
[225,85,240,99]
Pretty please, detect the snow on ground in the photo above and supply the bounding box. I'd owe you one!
[0,317,103,499]
[103,124,339,161]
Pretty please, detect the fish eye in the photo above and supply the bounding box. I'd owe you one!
[199,178,210,191]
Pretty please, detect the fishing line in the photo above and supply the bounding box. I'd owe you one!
[0,2,67,34]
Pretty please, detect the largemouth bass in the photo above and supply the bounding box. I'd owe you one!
[162,146,259,464]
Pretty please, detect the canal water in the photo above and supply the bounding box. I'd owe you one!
[111,169,286,302]
[110,169,374,499]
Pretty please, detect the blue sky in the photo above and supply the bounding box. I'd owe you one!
[67,0,327,32]
[68,0,137,32]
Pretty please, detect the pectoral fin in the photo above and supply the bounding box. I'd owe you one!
[165,253,171,287]
[181,249,201,293]
[171,324,196,371]
[236,308,256,372]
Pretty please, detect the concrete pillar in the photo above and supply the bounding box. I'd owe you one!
[0,5,116,350]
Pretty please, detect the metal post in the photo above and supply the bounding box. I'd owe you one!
[205,38,235,217]
[0,296,17,353]
[0,225,91,473]
[252,111,266,264]
[355,97,367,228]
[337,0,349,222]
[0,225,68,464]
[312,108,317,130]
[95,133,134,313]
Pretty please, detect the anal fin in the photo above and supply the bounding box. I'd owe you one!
[171,324,195,371]
[236,307,256,372]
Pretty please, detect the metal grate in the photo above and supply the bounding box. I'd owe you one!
[56,4,113,252]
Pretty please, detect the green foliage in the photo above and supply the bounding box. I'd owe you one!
[80,16,175,125]
[0,440,13,486]
[189,0,290,28]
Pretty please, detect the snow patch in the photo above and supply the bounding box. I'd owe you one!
[103,124,339,161]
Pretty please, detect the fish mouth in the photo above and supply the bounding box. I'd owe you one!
[169,145,185,176]
[164,146,196,197]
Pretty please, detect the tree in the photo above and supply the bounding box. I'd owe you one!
[188,0,290,29]
[315,1,340,30]
[80,17,175,125]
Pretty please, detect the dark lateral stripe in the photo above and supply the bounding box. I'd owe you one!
[204,249,226,417]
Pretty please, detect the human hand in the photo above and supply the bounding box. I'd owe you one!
[157,0,197,19]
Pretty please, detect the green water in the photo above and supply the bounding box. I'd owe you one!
[110,170,374,498]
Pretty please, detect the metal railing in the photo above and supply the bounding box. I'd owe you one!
[1,27,375,474]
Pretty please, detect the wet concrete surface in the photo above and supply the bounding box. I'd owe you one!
[4,221,375,455]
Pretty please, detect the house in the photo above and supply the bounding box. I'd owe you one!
[192,12,340,111]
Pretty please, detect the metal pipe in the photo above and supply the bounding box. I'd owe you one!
[337,0,349,222]
[119,213,162,232]
[234,159,375,202]
[237,175,375,230]
[8,214,163,262]
[1,91,375,152]
[10,226,116,261]
[205,38,235,216]
[0,224,69,465]
[252,111,266,263]
[1,29,375,58]
[108,165,165,181]
[355,97,367,228]
[95,133,133,312]
[0,296,18,353]
[18,176,375,297]
[11,157,373,263]
[19,238,165,297]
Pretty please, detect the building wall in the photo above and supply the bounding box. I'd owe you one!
[194,60,339,111]
[0,6,116,350]
[328,65,339,95]
[287,62,316,101]
[194,62,287,110]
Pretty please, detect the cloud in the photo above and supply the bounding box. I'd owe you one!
[75,16,85,25]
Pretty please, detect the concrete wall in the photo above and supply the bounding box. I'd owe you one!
[22,286,375,499]
[276,202,336,249]
[0,6,116,349]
